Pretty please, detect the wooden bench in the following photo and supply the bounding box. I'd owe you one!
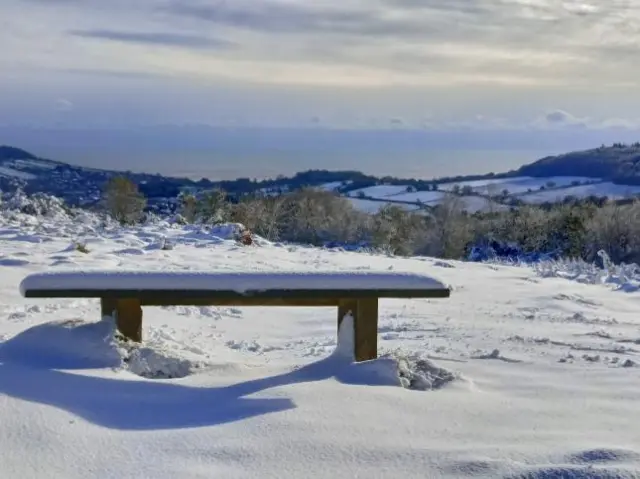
[19,270,450,362]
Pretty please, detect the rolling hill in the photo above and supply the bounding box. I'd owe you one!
[3,142,640,215]
[515,142,640,184]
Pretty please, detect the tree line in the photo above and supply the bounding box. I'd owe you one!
[103,176,640,265]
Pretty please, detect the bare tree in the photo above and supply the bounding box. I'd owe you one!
[282,188,363,245]
[370,204,426,255]
[103,176,146,225]
[177,192,198,223]
[196,189,229,224]
[585,200,640,263]
[483,183,501,214]
[230,193,291,241]
[418,194,473,258]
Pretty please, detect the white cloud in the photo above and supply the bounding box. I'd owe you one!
[528,109,640,131]
[599,117,640,130]
[533,109,589,129]
[54,98,73,112]
[4,0,640,88]
[3,0,640,131]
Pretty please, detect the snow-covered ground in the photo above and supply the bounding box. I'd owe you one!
[0,166,37,180]
[343,177,608,213]
[347,193,506,214]
[1,210,640,478]
[346,197,422,213]
[318,181,351,192]
[438,176,598,195]
[346,185,412,198]
[382,190,445,204]
[457,195,509,213]
[519,182,640,203]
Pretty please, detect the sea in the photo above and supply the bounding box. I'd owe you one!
[1,126,564,181]
[24,146,554,181]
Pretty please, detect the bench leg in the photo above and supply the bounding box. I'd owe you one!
[337,298,378,362]
[355,298,378,362]
[100,297,117,318]
[115,298,143,343]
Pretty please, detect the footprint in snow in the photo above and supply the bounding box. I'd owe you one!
[113,248,146,255]
[50,259,78,267]
[432,260,455,268]
[225,339,282,353]
[0,257,31,266]
[471,349,523,363]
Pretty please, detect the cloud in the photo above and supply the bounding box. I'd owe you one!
[54,98,73,112]
[56,68,168,80]
[68,29,235,49]
[151,0,640,88]
[528,109,640,131]
[528,109,590,130]
[3,0,640,131]
[162,1,432,38]
[544,109,587,126]
[599,117,640,130]
[5,0,640,89]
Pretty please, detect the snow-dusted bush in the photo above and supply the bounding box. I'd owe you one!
[103,176,147,225]
[1,189,70,218]
[0,189,112,240]
[531,249,640,290]
[7,184,640,272]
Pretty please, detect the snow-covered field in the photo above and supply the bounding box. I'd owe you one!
[0,166,37,180]
[457,195,509,213]
[519,182,640,204]
[382,190,445,204]
[343,177,610,213]
[1,208,640,478]
[346,185,412,198]
[346,197,423,213]
[347,193,506,214]
[438,176,598,195]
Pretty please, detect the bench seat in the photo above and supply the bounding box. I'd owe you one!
[19,270,451,362]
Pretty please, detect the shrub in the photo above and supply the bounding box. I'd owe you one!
[103,176,146,225]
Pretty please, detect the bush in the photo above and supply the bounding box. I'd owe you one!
[103,176,146,225]
[162,187,640,264]
[369,204,427,255]
[416,195,474,258]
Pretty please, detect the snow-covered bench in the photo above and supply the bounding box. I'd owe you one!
[19,270,450,362]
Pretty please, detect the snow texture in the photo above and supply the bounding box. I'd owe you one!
[0,166,37,180]
[1,209,640,478]
[437,175,597,194]
[20,270,449,294]
[519,181,640,203]
[346,197,422,213]
[346,185,411,198]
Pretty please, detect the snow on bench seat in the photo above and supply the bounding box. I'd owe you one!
[20,270,449,297]
[18,269,451,362]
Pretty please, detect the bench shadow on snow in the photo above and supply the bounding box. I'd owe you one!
[0,317,400,431]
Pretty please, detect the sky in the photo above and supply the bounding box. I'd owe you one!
[2,0,640,178]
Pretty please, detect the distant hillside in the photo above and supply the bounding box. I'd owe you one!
[515,143,640,185]
[0,145,502,207]
[5,141,640,216]
[0,145,382,212]
[0,146,38,161]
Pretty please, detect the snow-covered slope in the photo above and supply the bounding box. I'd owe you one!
[519,181,640,203]
[346,197,423,213]
[1,209,640,478]
[342,176,624,213]
[3,144,640,216]
[437,176,597,194]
